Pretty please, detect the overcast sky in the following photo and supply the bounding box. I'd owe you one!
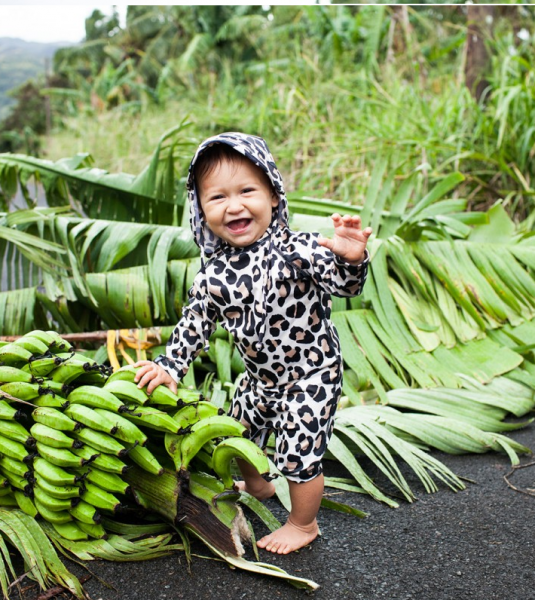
[0,2,326,45]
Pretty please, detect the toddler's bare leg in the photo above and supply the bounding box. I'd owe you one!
[257,474,323,554]
[235,458,275,500]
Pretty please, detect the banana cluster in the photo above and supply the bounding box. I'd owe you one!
[0,330,270,541]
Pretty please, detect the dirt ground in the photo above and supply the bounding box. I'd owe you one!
[10,424,535,600]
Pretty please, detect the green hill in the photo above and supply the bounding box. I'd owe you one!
[0,37,69,119]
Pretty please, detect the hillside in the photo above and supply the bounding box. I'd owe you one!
[0,37,69,118]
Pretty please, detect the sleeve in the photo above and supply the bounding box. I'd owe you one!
[281,232,370,298]
[153,271,218,383]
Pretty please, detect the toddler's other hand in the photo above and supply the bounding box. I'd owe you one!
[133,360,177,395]
[318,213,372,265]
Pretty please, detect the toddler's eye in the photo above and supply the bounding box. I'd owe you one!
[241,188,253,194]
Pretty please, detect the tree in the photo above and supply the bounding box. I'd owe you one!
[464,6,495,101]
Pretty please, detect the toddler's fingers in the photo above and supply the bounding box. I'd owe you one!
[318,236,334,251]
[363,226,373,237]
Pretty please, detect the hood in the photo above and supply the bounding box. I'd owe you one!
[186,132,289,255]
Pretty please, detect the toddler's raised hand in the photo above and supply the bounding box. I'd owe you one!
[133,360,177,395]
[318,213,372,265]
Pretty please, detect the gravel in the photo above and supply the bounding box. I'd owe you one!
[10,425,535,600]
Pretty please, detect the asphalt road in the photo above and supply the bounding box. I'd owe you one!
[11,424,535,600]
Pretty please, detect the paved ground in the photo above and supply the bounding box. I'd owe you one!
[11,424,535,600]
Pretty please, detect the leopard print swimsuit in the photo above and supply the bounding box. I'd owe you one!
[155,133,369,482]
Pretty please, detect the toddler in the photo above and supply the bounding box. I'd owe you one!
[135,132,371,554]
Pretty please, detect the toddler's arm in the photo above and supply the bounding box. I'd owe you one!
[133,360,177,395]
[318,213,372,265]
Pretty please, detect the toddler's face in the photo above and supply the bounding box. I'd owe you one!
[198,158,278,248]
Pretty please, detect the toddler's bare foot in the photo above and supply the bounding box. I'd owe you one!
[235,479,275,501]
[257,517,319,554]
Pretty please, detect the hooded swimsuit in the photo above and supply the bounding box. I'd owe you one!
[155,132,369,482]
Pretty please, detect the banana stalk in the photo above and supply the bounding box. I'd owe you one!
[122,466,250,558]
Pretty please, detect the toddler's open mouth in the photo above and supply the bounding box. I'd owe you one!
[226,218,252,233]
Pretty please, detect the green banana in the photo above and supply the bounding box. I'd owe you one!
[32,407,80,432]
[69,499,101,524]
[45,331,73,353]
[94,408,148,447]
[164,433,184,471]
[33,486,80,512]
[80,482,121,512]
[33,457,81,486]
[12,336,49,355]
[0,400,24,421]
[0,455,32,479]
[56,352,97,365]
[64,404,118,434]
[0,366,33,384]
[51,521,88,541]
[34,497,73,524]
[74,466,130,496]
[3,469,33,493]
[0,434,35,463]
[50,361,92,384]
[76,519,107,539]
[0,419,35,446]
[32,393,70,409]
[178,415,247,471]
[211,437,269,489]
[0,381,41,400]
[106,365,138,384]
[31,423,83,450]
[23,355,63,378]
[25,330,55,347]
[34,475,81,499]
[67,386,127,412]
[36,442,89,468]
[122,405,180,434]
[173,401,222,429]
[72,445,127,474]
[71,428,127,457]
[107,367,195,406]
[40,380,70,396]
[0,343,32,366]
[75,371,110,385]
[125,443,164,476]
[103,380,150,405]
